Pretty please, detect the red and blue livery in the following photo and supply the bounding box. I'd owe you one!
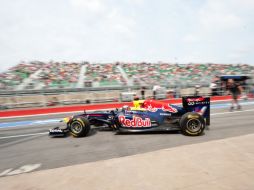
[49,96,210,137]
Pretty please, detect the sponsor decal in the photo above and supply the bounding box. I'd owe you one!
[162,104,178,113]
[49,129,63,133]
[119,115,151,128]
[146,105,158,112]
[187,115,199,119]
[188,102,195,105]
[160,113,172,116]
[188,101,209,105]
[186,97,209,106]
[198,101,210,105]
[151,123,158,127]
[186,97,205,102]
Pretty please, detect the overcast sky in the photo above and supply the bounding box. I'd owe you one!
[0,0,254,71]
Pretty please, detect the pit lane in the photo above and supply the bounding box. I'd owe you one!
[0,101,254,177]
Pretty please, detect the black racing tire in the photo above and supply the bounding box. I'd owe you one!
[180,112,205,136]
[69,117,90,137]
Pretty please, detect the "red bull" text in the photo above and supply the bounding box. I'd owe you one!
[119,116,151,128]
[186,97,205,102]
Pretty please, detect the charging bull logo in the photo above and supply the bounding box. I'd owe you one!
[119,116,151,128]
[162,104,178,113]
[146,105,158,112]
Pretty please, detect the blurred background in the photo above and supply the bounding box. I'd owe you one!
[0,61,253,109]
[0,0,254,109]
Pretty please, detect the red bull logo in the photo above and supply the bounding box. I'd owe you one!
[146,105,158,112]
[162,104,178,113]
[186,97,205,102]
[119,116,151,128]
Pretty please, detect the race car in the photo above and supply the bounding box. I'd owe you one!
[49,96,210,137]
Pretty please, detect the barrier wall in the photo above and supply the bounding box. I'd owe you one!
[0,88,212,110]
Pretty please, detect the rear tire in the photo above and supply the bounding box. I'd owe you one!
[69,117,90,137]
[180,112,205,136]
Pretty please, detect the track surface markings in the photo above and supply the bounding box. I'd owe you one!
[0,164,41,177]
[1,101,254,129]
[1,109,254,140]
[211,108,254,115]
[0,132,48,140]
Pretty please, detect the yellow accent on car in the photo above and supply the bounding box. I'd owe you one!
[130,107,146,111]
[63,117,71,123]
[132,100,146,111]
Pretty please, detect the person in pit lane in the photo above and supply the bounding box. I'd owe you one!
[227,79,243,111]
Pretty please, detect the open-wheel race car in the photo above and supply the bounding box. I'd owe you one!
[49,96,210,137]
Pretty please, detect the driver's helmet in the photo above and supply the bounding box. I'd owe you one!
[122,105,131,112]
[133,100,145,109]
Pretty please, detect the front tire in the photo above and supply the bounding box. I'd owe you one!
[69,117,90,137]
[180,112,205,136]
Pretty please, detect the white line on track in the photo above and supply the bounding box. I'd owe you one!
[211,108,254,116]
[1,109,254,140]
[0,132,48,140]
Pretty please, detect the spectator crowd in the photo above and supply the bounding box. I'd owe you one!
[0,62,42,89]
[38,62,82,89]
[85,63,127,87]
[0,61,253,90]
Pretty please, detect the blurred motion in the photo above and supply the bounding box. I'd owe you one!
[0,62,253,110]
[1,1,254,189]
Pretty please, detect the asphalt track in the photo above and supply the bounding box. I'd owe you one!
[0,100,254,177]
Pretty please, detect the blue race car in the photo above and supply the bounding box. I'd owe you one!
[49,96,210,137]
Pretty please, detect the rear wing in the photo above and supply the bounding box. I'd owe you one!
[182,96,210,126]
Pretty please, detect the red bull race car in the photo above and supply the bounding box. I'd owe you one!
[49,96,210,137]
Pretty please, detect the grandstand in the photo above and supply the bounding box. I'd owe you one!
[0,62,253,90]
[0,62,253,110]
[85,63,127,87]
